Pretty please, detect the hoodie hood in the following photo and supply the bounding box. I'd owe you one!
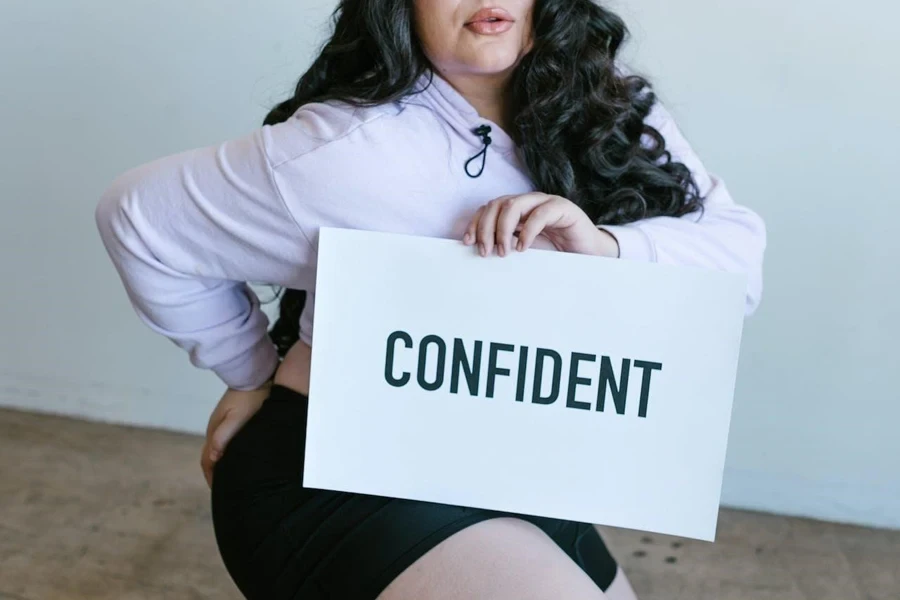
[407,70,517,156]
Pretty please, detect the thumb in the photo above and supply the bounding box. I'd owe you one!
[208,409,250,462]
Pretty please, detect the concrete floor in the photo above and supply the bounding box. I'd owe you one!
[1,407,898,600]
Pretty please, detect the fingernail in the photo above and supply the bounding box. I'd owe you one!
[517,240,524,251]
[479,244,486,257]
[498,243,506,257]
[209,450,220,462]
[463,233,471,244]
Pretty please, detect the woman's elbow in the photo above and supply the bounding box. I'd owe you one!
[95,168,146,256]
[95,178,128,253]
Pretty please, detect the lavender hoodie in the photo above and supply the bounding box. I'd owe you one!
[95,73,766,391]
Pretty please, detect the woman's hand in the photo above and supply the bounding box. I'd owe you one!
[201,380,273,487]
[463,193,619,258]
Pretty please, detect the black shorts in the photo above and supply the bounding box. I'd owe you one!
[211,385,618,599]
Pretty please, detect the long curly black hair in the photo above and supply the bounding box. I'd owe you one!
[267,0,703,357]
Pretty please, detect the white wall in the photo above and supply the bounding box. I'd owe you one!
[0,0,337,431]
[612,0,900,529]
[1,1,897,529]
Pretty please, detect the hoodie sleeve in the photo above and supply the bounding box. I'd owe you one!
[600,102,767,315]
[95,125,316,391]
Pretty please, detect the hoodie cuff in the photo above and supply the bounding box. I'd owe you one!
[599,225,657,262]
[214,336,280,391]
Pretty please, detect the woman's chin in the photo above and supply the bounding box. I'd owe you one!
[462,53,522,78]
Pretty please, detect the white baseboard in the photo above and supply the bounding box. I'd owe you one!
[2,371,897,531]
[720,468,900,531]
[0,370,211,436]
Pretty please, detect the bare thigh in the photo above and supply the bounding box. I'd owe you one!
[377,518,607,600]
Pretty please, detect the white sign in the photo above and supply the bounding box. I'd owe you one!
[305,227,746,541]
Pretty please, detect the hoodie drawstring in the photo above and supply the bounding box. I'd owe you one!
[465,125,493,178]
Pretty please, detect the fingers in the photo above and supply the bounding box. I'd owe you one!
[210,409,249,462]
[475,197,505,257]
[518,202,563,251]
[202,409,226,488]
[206,406,224,441]
[464,194,551,256]
[495,199,527,257]
[201,440,214,488]
[463,206,484,249]
[497,194,548,254]
[201,410,250,489]
[201,386,270,488]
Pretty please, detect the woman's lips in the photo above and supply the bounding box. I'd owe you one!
[465,8,515,35]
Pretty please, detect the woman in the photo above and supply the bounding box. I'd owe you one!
[96,0,765,598]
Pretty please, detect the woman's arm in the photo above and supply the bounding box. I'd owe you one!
[601,102,767,315]
[95,126,316,391]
